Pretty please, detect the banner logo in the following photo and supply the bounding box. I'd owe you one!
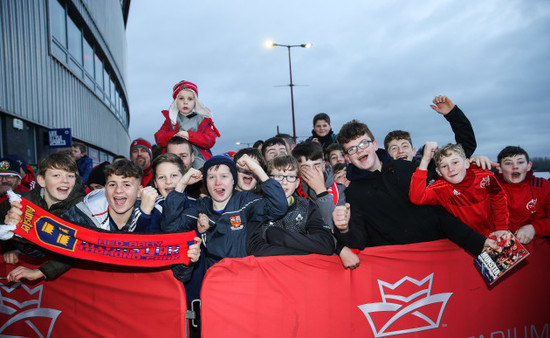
[0,282,61,337]
[358,273,452,337]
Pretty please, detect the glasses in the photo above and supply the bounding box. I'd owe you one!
[346,139,374,155]
[0,175,19,181]
[270,174,298,183]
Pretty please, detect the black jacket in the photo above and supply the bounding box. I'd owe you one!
[247,197,335,256]
[334,149,486,256]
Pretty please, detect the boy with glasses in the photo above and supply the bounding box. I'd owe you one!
[332,120,497,256]
[247,155,334,256]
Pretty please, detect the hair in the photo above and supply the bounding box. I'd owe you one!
[313,113,331,125]
[152,153,185,179]
[383,130,413,150]
[71,142,87,154]
[497,146,530,164]
[252,140,264,150]
[166,136,193,152]
[233,148,267,171]
[433,143,466,166]
[332,162,347,174]
[261,137,287,159]
[267,155,298,175]
[104,159,143,180]
[276,133,296,147]
[337,120,375,150]
[38,152,78,176]
[291,141,323,162]
[87,161,109,187]
[112,155,127,163]
[324,143,344,162]
[57,149,73,157]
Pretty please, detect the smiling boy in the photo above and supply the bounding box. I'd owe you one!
[233,148,266,194]
[495,146,550,244]
[161,154,287,269]
[306,113,337,150]
[332,120,496,256]
[2,153,86,281]
[409,142,509,237]
[4,159,201,282]
[262,137,288,162]
[383,95,477,166]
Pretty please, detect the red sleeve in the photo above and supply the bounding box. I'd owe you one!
[488,173,510,231]
[187,118,220,150]
[532,179,550,236]
[409,168,439,205]
[154,119,177,148]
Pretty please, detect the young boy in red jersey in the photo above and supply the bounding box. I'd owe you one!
[495,146,550,244]
[409,142,509,237]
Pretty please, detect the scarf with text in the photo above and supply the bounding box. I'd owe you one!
[12,198,197,267]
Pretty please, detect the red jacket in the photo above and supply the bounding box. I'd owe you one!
[154,110,220,162]
[496,171,550,237]
[409,166,509,236]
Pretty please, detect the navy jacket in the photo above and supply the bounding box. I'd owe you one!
[161,178,288,268]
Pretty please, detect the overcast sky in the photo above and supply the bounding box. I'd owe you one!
[126,0,550,160]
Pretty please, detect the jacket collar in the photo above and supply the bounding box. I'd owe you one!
[347,149,392,181]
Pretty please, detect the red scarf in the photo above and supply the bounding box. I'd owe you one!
[13,198,197,267]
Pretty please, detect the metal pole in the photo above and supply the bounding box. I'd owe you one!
[287,46,297,142]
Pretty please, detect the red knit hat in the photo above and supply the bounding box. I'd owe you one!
[172,80,198,99]
[130,138,152,159]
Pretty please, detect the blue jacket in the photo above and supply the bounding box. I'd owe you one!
[161,178,288,268]
[77,156,94,184]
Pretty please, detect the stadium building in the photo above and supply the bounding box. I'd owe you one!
[0,0,131,164]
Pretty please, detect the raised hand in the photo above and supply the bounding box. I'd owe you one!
[430,95,455,115]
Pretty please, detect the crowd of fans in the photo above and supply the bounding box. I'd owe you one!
[1,80,548,336]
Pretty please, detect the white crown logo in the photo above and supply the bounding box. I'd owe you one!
[358,273,452,337]
[0,282,61,337]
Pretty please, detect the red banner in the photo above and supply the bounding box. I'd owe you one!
[0,257,188,337]
[201,239,550,338]
[12,198,197,266]
[1,239,548,337]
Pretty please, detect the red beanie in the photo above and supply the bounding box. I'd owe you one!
[130,138,152,159]
[172,80,198,99]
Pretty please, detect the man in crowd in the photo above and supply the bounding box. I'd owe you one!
[130,138,153,186]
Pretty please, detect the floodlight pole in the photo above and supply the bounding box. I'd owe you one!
[268,42,311,142]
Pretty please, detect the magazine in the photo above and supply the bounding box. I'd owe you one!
[474,231,529,285]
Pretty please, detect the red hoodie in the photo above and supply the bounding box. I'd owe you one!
[409,166,509,236]
[496,171,550,237]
